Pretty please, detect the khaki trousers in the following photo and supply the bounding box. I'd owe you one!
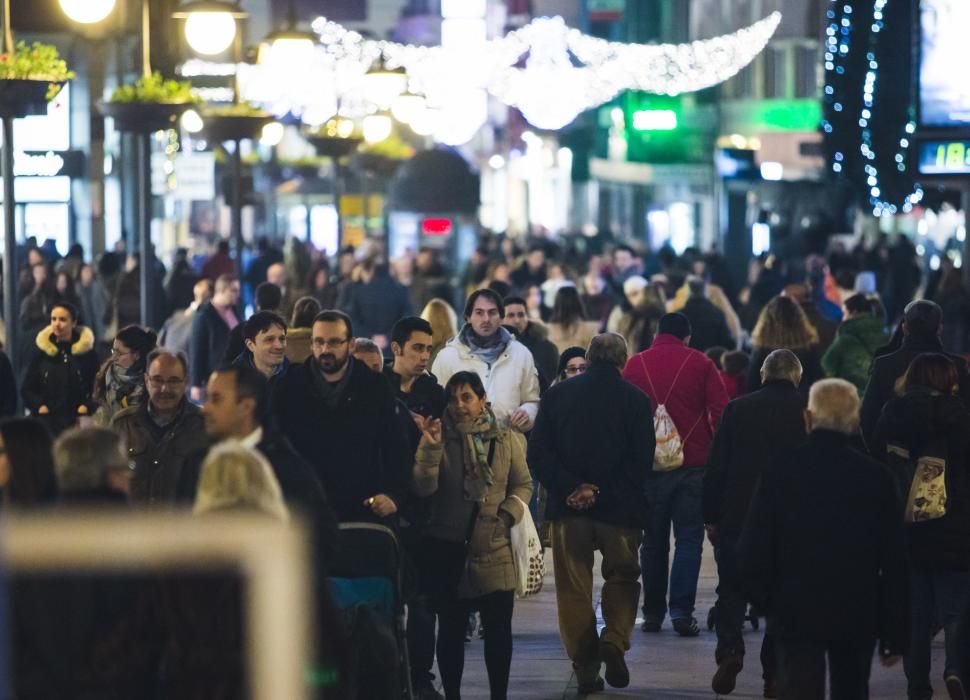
[550,517,642,665]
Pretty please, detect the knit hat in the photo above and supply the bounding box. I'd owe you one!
[556,346,587,377]
[623,275,648,296]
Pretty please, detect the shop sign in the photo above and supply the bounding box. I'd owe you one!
[14,150,84,178]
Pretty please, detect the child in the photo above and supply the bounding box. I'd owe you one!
[720,350,750,400]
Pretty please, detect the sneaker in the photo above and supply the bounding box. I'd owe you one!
[946,671,967,700]
[712,654,744,695]
[672,617,700,637]
[598,642,630,688]
[763,676,778,699]
[640,619,662,633]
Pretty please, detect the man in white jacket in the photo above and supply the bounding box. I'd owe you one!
[431,289,540,432]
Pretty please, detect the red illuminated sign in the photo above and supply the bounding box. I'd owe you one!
[421,218,452,236]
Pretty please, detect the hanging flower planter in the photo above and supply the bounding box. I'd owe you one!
[306,135,363,159]
[100,73,197,133]
[0,43,73,118]
[201,105,274,142]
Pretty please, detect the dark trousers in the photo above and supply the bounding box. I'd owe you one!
[775,637,875,700]
[436,589,515,700]
[714,538,775,679]
[641,467,705,622]
[904,567,970,699]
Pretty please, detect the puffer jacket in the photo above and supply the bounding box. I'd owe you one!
[21,325,99,436]
[431,332,540,430]
[821,315,889,397]
[412,420,533,598]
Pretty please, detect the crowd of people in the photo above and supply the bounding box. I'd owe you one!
[0,228,968,699]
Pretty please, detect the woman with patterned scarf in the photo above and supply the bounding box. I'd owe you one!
[92,325,157,426]
[411,370,532,700]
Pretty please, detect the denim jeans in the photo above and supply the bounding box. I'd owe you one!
[641,466,705,622]
[904,567,970,699]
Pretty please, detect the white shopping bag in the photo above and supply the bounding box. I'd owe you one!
[509,495,545,598]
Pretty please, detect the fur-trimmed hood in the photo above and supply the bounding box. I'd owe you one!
[35,324,95,357]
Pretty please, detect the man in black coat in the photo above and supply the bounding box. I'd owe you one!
[189,273,241,402]
[680,276,736,352]
[341,259,412,352]
[860,299,970,448]
[740,378,909,700]
[273,310,411,523]
[703,349,807,696]
[503,295,559,388]
[529,332,655,693]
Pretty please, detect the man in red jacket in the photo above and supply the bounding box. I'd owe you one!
[623,312,729,636]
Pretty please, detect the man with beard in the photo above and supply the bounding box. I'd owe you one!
[273,310,410,522]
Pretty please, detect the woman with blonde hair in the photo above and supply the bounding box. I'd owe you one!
[747,295,823,395]
[421,297,458,366]
[194,443,289,521]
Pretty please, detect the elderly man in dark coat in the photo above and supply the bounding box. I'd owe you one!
[529,332,655,693]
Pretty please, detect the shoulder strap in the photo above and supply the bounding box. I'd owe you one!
[464,437,497,545]
[639,352,692,405]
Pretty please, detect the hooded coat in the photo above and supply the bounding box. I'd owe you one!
[821,314,889,396]
[21,324,99,436]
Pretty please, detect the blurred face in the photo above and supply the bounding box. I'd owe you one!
[492,263,510,283]
[503,303,529,335]
[80,265,93,285]
[339,253,355,275]
[266,263,286,287]
[194,280,211,305]
[0,433,9,489]
[312,319,351,376]
[467,296,501,337]
[353,350,384,372]
[527,286,542,310]
[314,269,328,290]
[56,274,68,293]
[216,281,241,307]
[563,357,588,378]
[527,249,545,271]
[111,340,139,370]
[50,306,75,341]
[245,323,287,371]
[448,384,487,423]
[614,249,633,272]
[32,264,47,286]
[203,372,252,440]
[145,355,186,414]
[27,249,42,266]
[393,331,432,378]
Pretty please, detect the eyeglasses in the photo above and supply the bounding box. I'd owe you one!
[147,376,185,389]
[564,364,588,375]
[110,348,131,357]
[313,338,349,349]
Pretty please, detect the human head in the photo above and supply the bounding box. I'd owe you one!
[243,311,287,373]
[760,349,803,387]
[751,296,819,350]
[806,379,860,434]
[213,274,241,308]
[557,346,588,381]
[352,338,384,372]
[902,353,958,395]
[203,365,267,440]
[445,371,488,422]
[842,293,871,319]
[55,271,73,294]
[421,298,458,346]
[193,278,213,305]
[53,427,130,497]
[502,296,529,335]
[254,282,282,312]
[622,275,648,305]
[266,262,287,288]
[31,261,47,287]
[658,313,692,343]
[686,275,707,299]
[587,332,628,370]
[526,245,545,271]
[112,325,157,371]
[391,316,433,378]
[0,418,57,506]
[902,300,943,339]
[614,244,635,273]
[290,296,321,328]
[463,289,504,338]
[705,346,727,369]
[144,349,188,414]
[312,310,353,377]
[193,443,288,521]
[722,350,750,376]
[550,285,586,325]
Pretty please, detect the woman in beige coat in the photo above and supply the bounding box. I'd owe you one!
[412,370,532,700]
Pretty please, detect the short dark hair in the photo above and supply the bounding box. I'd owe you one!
[463,288,504,319]
[391,316,433,348]
[503,295,527,309]
[51,301,79,322]
[658,312,692,340]
[843,293,871,316]
[445,370,486,400]
[487,280,512,300]
[313,309,353,339]
[903,300,942,338]
[243,311,287,343]
[254,282,282,311]
[615,244,635,257]
[722,350,751,375]
[290,296,321,328]
[0,418,56,505]
[215,364,268,422]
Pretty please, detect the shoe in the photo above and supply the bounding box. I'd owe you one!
[712,654,744,695]
[414,686,445,700]
[577,676,604,695]
[672,617,700,637]
[946,671,967,700]
[598,642,630,688]
[640,619,662,633]
[574,662,604,695]
[763,676,778,699]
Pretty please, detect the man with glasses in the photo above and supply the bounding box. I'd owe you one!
[112,349,209,504]
[274,310,410,522]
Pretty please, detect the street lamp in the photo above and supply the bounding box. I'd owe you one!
[173,1,245,57]
[58,0,116,24]
[362,112,393,144]
[361,55,407,110]
[390,90,426,125]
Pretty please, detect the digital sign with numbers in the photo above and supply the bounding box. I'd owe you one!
[918,140,970,175]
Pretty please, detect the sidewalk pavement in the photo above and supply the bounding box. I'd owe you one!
[451,539,940,699]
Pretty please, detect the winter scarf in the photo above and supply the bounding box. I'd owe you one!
[459,324,511,367]
[448,406,500,503]
[103,361,146,414]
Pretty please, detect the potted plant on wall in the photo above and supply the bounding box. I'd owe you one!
[0,41,74,117]
[100,72,198,133]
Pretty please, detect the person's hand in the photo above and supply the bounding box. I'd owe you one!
[77,405,89,415]
[420,418,442,445]
[38,405,49,415]
[510,409,532,431]
[190,386,203,403]
[566,483,599,510]
[705,524,719,546]
[411,412,426,432]
[879,654,902,668]
[364,494,398,517]
[498,510,514,529]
